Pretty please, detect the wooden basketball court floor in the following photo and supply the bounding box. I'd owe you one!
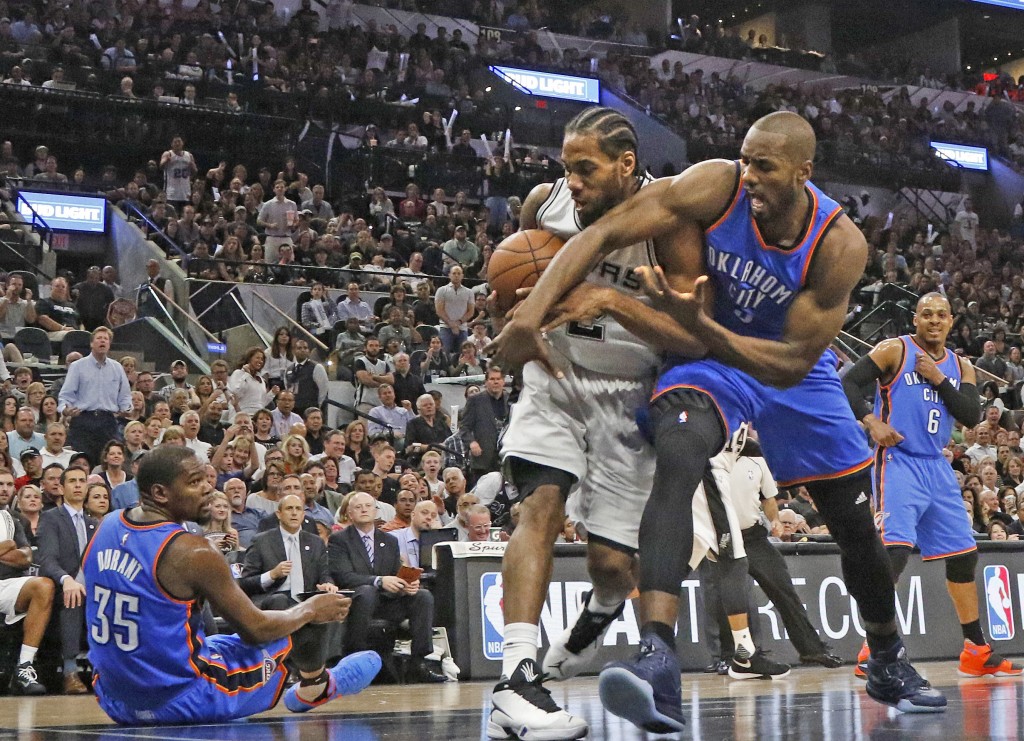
[0,662,1018,740]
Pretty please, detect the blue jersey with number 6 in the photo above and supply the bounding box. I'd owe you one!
[84,513,203,709]
[873,335,962,458]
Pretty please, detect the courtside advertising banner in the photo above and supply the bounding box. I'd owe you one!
[436,543,1024,680]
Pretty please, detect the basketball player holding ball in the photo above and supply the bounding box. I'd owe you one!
[488,108,777,740]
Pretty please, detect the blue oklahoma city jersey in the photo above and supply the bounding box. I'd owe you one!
[874,336,962,457]
[84,513,206,710]
[655,167,871,486]
[705,164,844,340]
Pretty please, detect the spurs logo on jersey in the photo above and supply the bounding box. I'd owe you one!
[534,175,660,378]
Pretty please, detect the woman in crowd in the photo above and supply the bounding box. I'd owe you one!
[15,484,43,546]
[122,391,147,427]
[247,461,285,518]
[194,374,216,412]
[84,484,111,519]
[160,425,187,446]
[0,395,17,432]
[344,420,374,469]
[320,456,345,514]
[988,520,1015,541]
[36,395,60,433]
[143,415,165,448]
[982,381,1006,413]
[203,491,239,555]
[24,382,45,423]
[215,234,245,281]
[450,339,485,377]
[123,420,147,461]
[96,440,131,490]
[119,355,139,388]
[264,326,294,389]
[1004,455,1024,488]
[241,242,271,283]
[253,408,280,447]
[420,335,450,379]
[281,433,310,475]
[228,346,277,415]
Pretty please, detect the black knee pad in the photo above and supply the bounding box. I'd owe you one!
[648,388,727,454]
[505,456,576,501]
[945,550,978,584]
[886,545,912,581]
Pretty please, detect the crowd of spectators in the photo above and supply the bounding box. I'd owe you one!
[3,0,1024,696]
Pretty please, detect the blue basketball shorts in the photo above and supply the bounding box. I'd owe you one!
[872,448,977,560]
[95,634,292,725]
[653,351,872,486]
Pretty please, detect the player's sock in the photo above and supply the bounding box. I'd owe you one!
[62,659,77,677]
[961,620,985,647]
[641,621,676,650]
[19,646,37,665]
[588,592,624,616]
[501,623,539,679]
[731,628,755,660]
[294,670,331,704]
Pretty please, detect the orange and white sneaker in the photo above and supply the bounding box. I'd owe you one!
[854,640,870,679]
[958,640,1024,677]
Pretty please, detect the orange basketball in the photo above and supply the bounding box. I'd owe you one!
[488,229,565,311]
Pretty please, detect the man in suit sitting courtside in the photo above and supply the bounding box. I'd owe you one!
[328,492,445,683]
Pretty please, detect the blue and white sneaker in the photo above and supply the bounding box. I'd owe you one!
[865,640,946,714]
[598,634,685,734]
[284,651,382,713]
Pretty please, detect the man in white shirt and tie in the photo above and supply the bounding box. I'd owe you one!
[240,494,337,610]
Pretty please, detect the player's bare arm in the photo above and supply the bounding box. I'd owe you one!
[489,160,735,371]
[649,215,867,388]
[542,222,710,357]
[518,182,553,231]
[158,533,350,645]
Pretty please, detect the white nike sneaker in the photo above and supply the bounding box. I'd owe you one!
[543,590,624,681]
[488,658,589,740]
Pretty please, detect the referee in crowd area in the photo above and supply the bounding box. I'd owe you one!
[57,326,133,467]
[700,434,843,670]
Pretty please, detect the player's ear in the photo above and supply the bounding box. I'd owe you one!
[619,150,637,178]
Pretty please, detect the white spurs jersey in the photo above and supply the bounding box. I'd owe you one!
[535,174,660,378]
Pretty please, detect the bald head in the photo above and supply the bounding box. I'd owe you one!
[750,111,816,163]
[916,291,949,312]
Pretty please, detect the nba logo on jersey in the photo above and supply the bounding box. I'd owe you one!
[984,565,1015,641]
[480,572,505,660]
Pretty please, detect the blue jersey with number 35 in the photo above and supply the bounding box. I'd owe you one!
[84,513,205,710]
[873,336,962,457]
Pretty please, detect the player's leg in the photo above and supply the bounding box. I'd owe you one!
[543,537,635,681]
[8,577,53,696]
[544,373,650,682]
[807,471,945,712]
[637,388,725,645]
[489,363,589,740]
[488,460,586,740]
[283,619,381,711]
[914,462,1023,677]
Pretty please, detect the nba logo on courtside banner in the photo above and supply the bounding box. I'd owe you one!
[481,572,505,660]
[984,565,1015,641]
